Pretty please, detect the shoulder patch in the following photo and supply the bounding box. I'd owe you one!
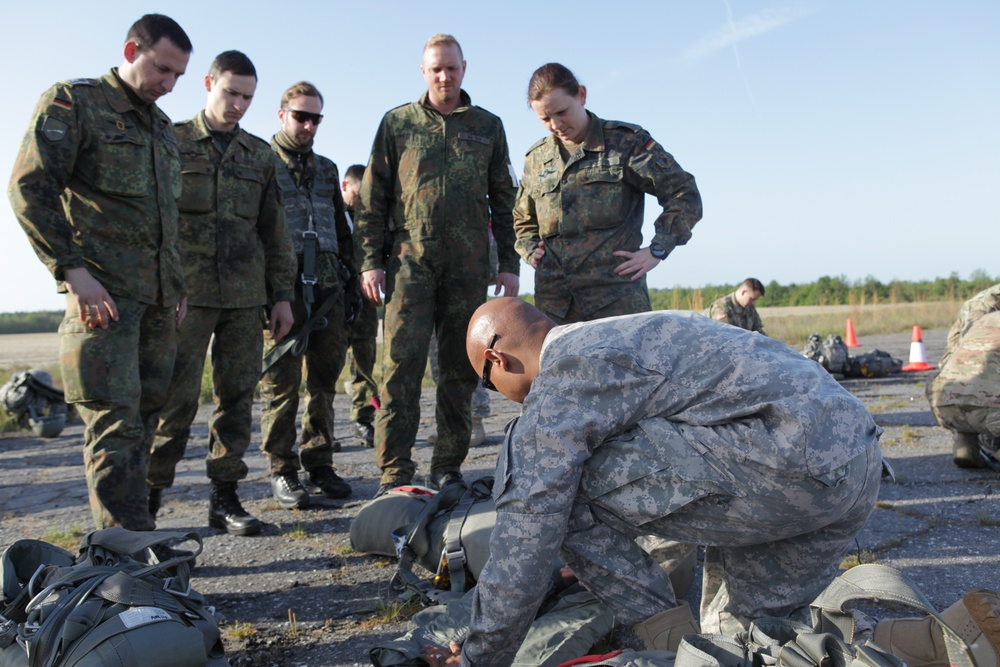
[41,117,69,143]
[60,78,99,87]
[603,119,642,133]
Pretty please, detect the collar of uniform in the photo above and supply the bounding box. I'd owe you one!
[191,110,242,141]
[102,68,143,115]
[418,88,472,114]
[578,111,605,152]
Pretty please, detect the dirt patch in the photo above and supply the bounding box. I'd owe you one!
[0,332,60,370]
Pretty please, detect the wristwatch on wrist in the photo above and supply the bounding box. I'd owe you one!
[649,243,668,260]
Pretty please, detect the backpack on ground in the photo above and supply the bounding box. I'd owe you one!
[844,350,904,378]
[801,333,850,375]
[0,528,228,667]
[0,370,67,438]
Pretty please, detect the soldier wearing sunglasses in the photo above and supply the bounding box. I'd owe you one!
[261,81,359,509]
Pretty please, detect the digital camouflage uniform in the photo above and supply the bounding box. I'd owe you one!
[463,312,884,666]
[928,310,1000,438]
[940,283,1000,367]
[704,292,766,334]
[7,70,185,530]
[345,203,379,427]
[513,112,702,324]
[148,112,295,490]
[260,139,355,476]
[356,90,518,485]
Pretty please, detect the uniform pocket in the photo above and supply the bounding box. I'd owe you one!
[94,119,150,197]
[232,164,265,218]
[57,317,137,404]
[178,160,214,214]
[577,166,624,229]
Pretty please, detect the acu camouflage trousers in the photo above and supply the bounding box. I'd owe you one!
[58,295,177,531]
[560,427,883,635]
[148,305,263,488]
[259,281,347,475]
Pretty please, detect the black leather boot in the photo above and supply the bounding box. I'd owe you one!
[208,480,262,536]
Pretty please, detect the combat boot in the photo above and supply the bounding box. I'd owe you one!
[305,466,352,499]
[954,432,991,469]
[208,480,262,536]
[873,588,1000,667]
[271,471,310,509]
[148,487,163,519]
[633,601,700,651]
[354,421,375,448]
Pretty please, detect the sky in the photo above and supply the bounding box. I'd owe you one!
[1,1,997,313]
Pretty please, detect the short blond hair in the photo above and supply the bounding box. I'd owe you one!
[424,33,463,59]
[280,81,323,109]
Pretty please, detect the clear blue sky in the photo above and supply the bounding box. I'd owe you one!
[1,1,997,313]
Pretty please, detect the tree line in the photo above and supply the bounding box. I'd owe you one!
[1,271,996,335]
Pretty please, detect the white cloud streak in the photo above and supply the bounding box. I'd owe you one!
[683,4,819,62]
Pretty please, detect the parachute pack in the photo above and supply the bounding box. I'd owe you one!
[0,370,67,438]
[801,335,903,379]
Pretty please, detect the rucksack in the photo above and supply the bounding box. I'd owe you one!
[0,371,67,438]
[0,528,228,667]
[801,333,850,375]
[845,350,904,378]
[350,480,497,603]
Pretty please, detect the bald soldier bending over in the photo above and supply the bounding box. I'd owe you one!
[422,297,885,667]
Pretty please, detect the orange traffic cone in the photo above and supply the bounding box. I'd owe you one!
[901,325,937,372]
[845,319,859,348]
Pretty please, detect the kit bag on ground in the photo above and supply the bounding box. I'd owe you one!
[844,350,904,378]
[0,528,228,667]
[0,370,67,438]
[801,333,850,375]
[350,480,497,602]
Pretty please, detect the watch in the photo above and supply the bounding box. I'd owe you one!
[649,243,668,260]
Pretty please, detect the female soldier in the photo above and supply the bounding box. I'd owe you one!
[514,63,703,324]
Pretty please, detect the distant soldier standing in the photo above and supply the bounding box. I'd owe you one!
[356,34,520,496]
[147,51,296,536]
[7,14,192,531]
[342,163,378,448]
[704,278,767,334]
[262,82,362,508]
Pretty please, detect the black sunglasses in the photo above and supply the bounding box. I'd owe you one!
[283,109,323,125]
[481,333,500,392]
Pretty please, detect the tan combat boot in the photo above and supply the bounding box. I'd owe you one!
[873,588,1000,667]
[633,601,700,651]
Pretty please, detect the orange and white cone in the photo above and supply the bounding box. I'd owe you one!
[901,325,937,372]
[845,318,860,348]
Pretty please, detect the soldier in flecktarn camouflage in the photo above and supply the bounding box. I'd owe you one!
[436,298,885,666]
[356,34,520,496]
[147,51,296,536]
[514,63,702,325]
[8,15,192,532]
[704,277,768,335]
[261,81,360,510]
[928,302,1000,472]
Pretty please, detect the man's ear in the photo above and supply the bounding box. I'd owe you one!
[123,40,140,63]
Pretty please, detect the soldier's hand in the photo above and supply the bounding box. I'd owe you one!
[63,267,118,330]
[361,269,386,306]
[529,239,546,268]
[269,301,294,343]
[176,297,188,328]
[344,276,364,326]
[612,247,660,280]
[420,641,462,667]
[494,272,520,297]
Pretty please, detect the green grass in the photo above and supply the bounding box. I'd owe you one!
[41,524,86,551]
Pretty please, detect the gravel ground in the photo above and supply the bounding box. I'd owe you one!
[1,326,998,666]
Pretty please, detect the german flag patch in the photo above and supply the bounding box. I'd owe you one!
[644,138,657,151]
[53,98,72,110]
